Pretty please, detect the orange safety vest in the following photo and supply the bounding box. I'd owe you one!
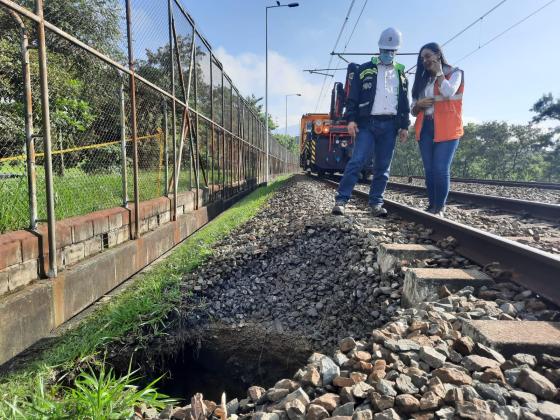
[414,68,464,142]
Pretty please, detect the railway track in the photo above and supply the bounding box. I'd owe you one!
[386,181,560,222]
[314,174,560,306]
[399,175,560,190]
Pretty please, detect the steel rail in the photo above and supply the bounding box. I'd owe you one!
[318,176,560,306]
[400,175,560,191]
[386,182,560,222]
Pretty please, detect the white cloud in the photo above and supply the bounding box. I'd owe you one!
[214,46,334,135]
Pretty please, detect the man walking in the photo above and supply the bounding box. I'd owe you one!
[332,27,410,216]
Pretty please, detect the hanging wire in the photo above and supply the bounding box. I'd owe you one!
[314,0,357,112]
[455,0,557,65]
[316,0,369,110]
[442,0,507,48]
[405,0,508,74]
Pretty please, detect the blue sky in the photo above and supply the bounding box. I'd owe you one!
[132,0,560,135]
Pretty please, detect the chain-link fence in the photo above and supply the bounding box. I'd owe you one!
[0,0,298,253]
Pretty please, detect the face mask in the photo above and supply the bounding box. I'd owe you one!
[379,50,395,65]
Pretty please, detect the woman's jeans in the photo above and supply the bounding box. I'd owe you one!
[336,118,397,206]
[418,119,459,211]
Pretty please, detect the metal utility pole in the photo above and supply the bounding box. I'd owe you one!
[265,1,299,183]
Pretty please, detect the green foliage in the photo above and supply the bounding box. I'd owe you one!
[0,167,160,234]
[245,94,278,130]
[52,79,96,134]
[67,365,172,419]
[0,177,290,413]
[0,364,173,419]
[81,145,122,175]
[392,119,559,182]
[274,134,299,153]
[532,93,560,125]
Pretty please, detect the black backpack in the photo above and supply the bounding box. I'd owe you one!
[329,82,345,121]
[329,63,360,121]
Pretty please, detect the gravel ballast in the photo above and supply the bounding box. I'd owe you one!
[136,175,560,420]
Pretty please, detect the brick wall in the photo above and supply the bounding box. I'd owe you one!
[0,188,206,298]
[0,180,259,366]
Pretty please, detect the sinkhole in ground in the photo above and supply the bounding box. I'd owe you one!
[133,324,313,403]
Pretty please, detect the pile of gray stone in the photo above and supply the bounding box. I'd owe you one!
[142,285,560,419]
[139,177,559,419]
[181,177,408,349]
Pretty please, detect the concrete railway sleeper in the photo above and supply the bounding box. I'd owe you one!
[2,175,560,419]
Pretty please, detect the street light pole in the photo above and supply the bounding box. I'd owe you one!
[265,6,268,184]
[265,1,299,184]
[285,93,301,136]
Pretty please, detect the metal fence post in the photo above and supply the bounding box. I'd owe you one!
[3,8,38,230]
[119,74,128,207]
[163,99,169,196]
[209,58,214,202]
[35,0,57,277]
[193,48,200,209]
[167,0,178,220]
[125,0,140,239]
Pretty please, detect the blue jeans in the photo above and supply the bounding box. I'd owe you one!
[336,118,397,206]
[418,119,459,211]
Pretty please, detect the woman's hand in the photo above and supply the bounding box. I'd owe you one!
[416,97,435,109]
[425,58,442,75]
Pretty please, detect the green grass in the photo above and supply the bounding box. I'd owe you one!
[0,364,175,419]
[0,161,256,234]
[0,175,290,418]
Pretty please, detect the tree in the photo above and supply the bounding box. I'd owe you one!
[389,128,423,177]
[531,94,560,181]
[244,94,278,131]
[390,119,560,182]
[51,79,96,175]
[532,94,560,125]
[452,123,480,178]
[274,134,298,154]
[0,0,121,163]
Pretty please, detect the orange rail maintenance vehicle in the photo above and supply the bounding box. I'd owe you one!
[300,64,372,179]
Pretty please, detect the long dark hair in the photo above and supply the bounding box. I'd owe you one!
[411,42,450,100]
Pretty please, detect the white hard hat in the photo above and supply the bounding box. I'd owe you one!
[378,27,402,50]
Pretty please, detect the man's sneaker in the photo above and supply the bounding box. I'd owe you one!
[434,206,446,217]
[424,205,436,213]
[332,201,346,215]
[369,204,387,217]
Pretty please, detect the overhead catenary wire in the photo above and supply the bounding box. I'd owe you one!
[314,0,357,112]
[405,0,508,74]
[455,0,557,65]
[316,0,369,110]
[441,0,507,48]
[332,52,419,56]
[303,67,348,76]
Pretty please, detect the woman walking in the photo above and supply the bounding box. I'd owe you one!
[411,43,464,216]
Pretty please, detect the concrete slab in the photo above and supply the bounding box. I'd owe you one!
[377,243,440,273]
[462,320,560,358]
[402,268,493,307]
[0,282,54,365]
